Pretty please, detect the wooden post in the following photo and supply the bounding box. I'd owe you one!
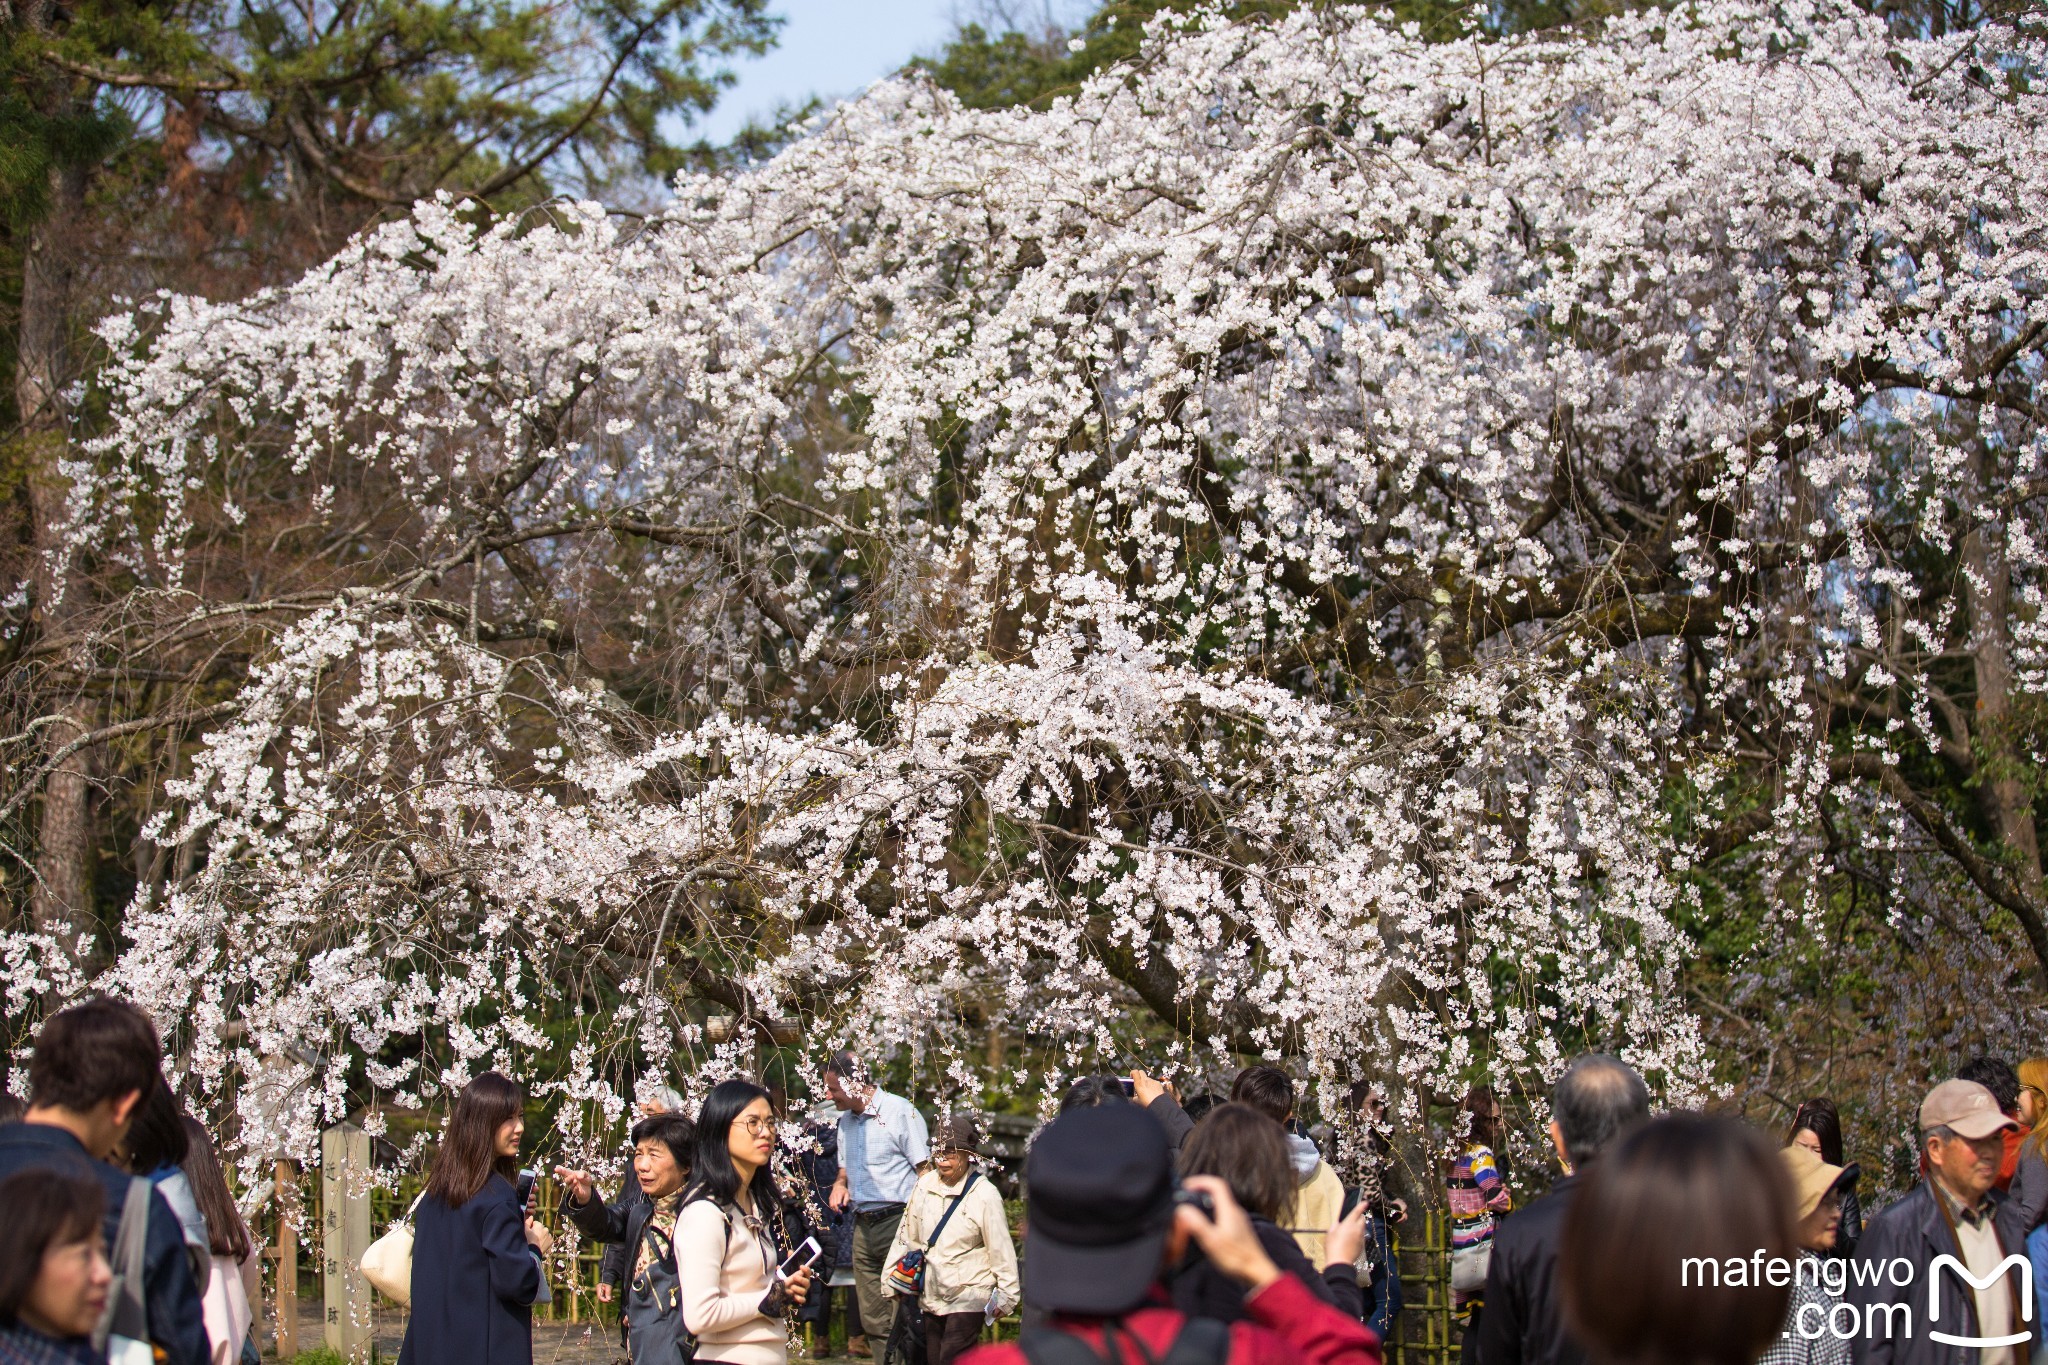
[275,1160,298,1359]
[320,1124,373,1361]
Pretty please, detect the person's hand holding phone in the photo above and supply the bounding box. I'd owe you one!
[1130,1070,1167,1107]
[779,1237,824,1280]
[1175,1175,1281,1292]
[784,1264,814,1307]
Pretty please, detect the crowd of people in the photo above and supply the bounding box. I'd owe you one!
[8,997,2048,1365]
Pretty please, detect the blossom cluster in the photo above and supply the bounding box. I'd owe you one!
[21,0,2043,1163]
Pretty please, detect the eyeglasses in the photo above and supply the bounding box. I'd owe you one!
[736,1116,778,1137]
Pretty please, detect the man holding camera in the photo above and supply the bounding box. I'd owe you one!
[962,1104,1381,1365]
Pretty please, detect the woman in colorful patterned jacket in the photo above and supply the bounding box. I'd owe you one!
[1447,1084,1513,1359]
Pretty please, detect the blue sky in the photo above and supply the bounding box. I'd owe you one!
[693,1,971,145]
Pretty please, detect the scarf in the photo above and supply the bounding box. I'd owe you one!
[635,1190,685,1281]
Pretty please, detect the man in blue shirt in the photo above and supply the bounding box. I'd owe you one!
[0,997,209,1365]
[824,1051,930,1358]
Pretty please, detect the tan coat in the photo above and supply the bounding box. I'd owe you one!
[1287,1159,1346,1266]
[883,1168,1021,1317]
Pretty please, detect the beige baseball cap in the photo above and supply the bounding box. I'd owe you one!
[1920,1079,2020,1138]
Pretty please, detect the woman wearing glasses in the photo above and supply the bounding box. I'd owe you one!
[679,1080,813,1365]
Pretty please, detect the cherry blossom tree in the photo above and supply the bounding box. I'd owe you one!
[4,0,2042,1165]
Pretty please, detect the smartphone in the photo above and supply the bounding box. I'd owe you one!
[516,1169,537,1211]
[1173,1188,1215,1217]
[1117,1077,1137,1098]
[1341,1185,1364,1219]
[778,1236,823,1279]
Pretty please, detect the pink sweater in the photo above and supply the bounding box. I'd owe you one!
[675,1195,787,1365]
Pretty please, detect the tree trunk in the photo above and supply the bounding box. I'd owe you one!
[17,156,99,969]
[1961,419,2046,921]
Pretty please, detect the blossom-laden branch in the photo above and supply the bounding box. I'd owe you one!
[7,0,2043,1162]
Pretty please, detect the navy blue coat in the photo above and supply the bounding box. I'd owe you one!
[398,1173,542,1365]
[0,1121,209,1365]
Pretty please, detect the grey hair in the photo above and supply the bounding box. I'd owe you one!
[1922,1124,1957,1156]
[1551,1053,1651,1168]
[639,1084,685,1112]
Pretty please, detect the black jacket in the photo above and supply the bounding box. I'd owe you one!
[397,1172,542,1365]
[0,1122,209,1365]
[568,1184,659,1262]
[1846,1179,2031,1365]
[1168,1214,1364,1324]
[1148,1095,1195,1155]
[597,1180,652,1289]
[1474,1173,1584,1365]
[1833,1184,1866,1259]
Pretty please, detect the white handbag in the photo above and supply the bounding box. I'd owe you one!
[1450,1240,1492,1293]
[362,1194,424,1305]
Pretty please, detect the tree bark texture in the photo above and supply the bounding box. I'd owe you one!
[16,152,100,965]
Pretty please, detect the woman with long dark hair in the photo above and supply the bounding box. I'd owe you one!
[1785,1098,1861,1256]
[179,1117,257,1365]
[677,1079,812,1365]
[1169,1102,1366,1323]
[397,1073,553,1365]
[117,1079,210,1294]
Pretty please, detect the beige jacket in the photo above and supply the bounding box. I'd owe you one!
[1287,1158,1345,1266]
[676,1196,787,1365]
[883,1168,1021,1317]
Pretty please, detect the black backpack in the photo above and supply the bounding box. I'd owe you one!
[1021,1317,1231,1365]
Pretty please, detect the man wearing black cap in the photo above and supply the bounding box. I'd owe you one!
[961,1104,1381,1365]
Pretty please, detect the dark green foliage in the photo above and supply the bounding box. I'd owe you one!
[8,0,781,213]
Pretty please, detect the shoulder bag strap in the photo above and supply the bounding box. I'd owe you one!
[94,1177,156,1350]
[1025,1314,1215,1365]
[923,1171,978,1249]
[1160,1319,1230,1365]
[1021,1326,1115,1365]
[680,1193,737,1274]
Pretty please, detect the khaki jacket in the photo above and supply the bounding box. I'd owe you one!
[883,1168,1021,1317]
[1288,1159,1346,1266]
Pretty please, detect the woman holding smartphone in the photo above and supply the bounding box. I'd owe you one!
[398,1072,554,1365]
[678,1080,813,1365]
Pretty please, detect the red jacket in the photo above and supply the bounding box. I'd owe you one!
[1998,1125,2025,1190]
[960,1275,1381,1365]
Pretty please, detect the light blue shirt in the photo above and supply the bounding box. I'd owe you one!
[837,1088,930,1209]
